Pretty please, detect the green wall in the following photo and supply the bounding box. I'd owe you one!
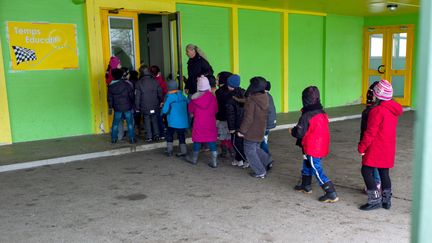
[288,14,325,111]
[238,10,282,112]
[324,15,364,107]
[0,0,92,142]
[176,4,231,78]
[365,13,419,108]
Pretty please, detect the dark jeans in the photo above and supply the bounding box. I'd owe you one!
[158,114,166,137]
[361,165,391,190]
[111,111,134,141]
[193,142,217,152]
[144,113,160,140]
[166,127,186,144]
[243,139,272,175]
[231,133,246,161]
[260,129,270,154]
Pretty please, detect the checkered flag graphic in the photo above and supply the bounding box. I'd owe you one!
[12,46,37,65]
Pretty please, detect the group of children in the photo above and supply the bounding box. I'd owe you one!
[107,55,403,210]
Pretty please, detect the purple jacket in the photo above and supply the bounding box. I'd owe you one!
[188,91,218,142]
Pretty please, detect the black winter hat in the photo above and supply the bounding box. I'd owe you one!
[247,76,267,94]
[217,71,233,86]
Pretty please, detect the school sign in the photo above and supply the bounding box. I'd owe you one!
[7,21,79,70]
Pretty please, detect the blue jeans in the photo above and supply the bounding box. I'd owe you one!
[244,139,272,176]
[301,155,330,186]
[193,142,217,152]
[111,111,135,141]
[260,129,270,154]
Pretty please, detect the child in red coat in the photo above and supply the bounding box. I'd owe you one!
[358,79,403,210]
[290,86,338,203]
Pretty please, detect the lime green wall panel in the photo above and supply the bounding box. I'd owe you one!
[238,10,282,112]
[324,15,364,107]
[0,0,92,142]
[288,14,324,111]
[176,4,231,78]
[365,14,419,108]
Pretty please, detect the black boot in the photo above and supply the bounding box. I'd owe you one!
[382,189,392,209]
[359,189,382,211]
[294,175,312,193]
[319,181,339,203]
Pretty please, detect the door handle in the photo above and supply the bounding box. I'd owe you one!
[377,64,386,74]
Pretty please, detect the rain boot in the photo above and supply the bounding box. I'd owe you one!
[208,151,218,168]
[382,189,392,209]
[166,142,174,157]
[294,175,313,193]
[176,144,188,157]
[359,189,382,211]
[185,151,199,165]
[319,181,339,203]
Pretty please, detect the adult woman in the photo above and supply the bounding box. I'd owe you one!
[185,44,213,95]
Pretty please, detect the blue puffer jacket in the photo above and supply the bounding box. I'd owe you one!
[162,91,189,129]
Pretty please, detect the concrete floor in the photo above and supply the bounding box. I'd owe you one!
[0,112,413,242]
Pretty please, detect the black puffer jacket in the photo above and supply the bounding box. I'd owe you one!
[226,87,246,131]
[215,85,231,121]
[135,70,163,115]
[108,80,134,112]
[186,54,213,95]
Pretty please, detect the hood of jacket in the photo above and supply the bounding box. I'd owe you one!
[190,91,214,109]
[249,93,268,111]
[302,86,321,107]
[381,100,403,117]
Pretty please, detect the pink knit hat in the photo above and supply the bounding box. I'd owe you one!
[373,79,393,101]
[197,75,211,91]
[109,56,121,69]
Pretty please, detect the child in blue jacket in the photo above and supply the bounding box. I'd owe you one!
[162,80,189,157]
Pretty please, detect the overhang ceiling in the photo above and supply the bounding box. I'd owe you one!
[188,0,420,16]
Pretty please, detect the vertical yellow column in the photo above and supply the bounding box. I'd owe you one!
[0,38,12,144]
[231,6,239,74]
[282,12,289,112]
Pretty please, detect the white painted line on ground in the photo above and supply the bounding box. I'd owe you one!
[0,108,413,173]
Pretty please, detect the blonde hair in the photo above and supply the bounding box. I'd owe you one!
[186,43,208,61]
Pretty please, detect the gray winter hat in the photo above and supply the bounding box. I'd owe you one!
[167,79,178,91]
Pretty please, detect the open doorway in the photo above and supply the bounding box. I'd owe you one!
[101,10,182,88]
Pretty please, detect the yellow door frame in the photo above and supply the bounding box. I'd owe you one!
[0,38,12,144]
[362,25,414,106]
[85,0,175,134]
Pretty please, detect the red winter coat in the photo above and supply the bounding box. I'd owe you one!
[155,75,168,97]
[358,100,403,168]
[302,113,330,158]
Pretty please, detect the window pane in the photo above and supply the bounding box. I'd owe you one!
[392,76,405,98]
[369,34,383,70]
[109,17,135,70]
[392,33,407,70]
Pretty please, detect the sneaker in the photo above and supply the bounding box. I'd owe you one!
[242,161,250,169]
[231,160,239,166]
[266,162,273,172]
[159,136,165,140]
[237,160,244,167]
[145,138,152,143]
[249,172,266,179]
[153,135,160,141]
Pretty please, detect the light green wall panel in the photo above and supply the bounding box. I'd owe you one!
[176,4,231,78]
[324,14,364,107]
[288,14,324,111]
[365,13,419,108]
[0,0,92,142]
[238,10,282,112]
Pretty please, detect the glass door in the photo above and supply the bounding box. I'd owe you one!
[363,25,414,106]
[101,10,140,72]
[166,12,183,90]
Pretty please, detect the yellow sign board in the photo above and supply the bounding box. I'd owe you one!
[7,22,79,70]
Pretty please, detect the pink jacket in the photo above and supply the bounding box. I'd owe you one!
[188,91,218,142]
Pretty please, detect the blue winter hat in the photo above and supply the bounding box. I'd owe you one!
[227,74,240,88]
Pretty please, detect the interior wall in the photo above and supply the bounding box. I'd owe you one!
[138,14,162,70]
[0,0,92,142]
[238,9,283,112]
[324,14,364,108]
[288,14,325,111]
[176,4,232,80]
